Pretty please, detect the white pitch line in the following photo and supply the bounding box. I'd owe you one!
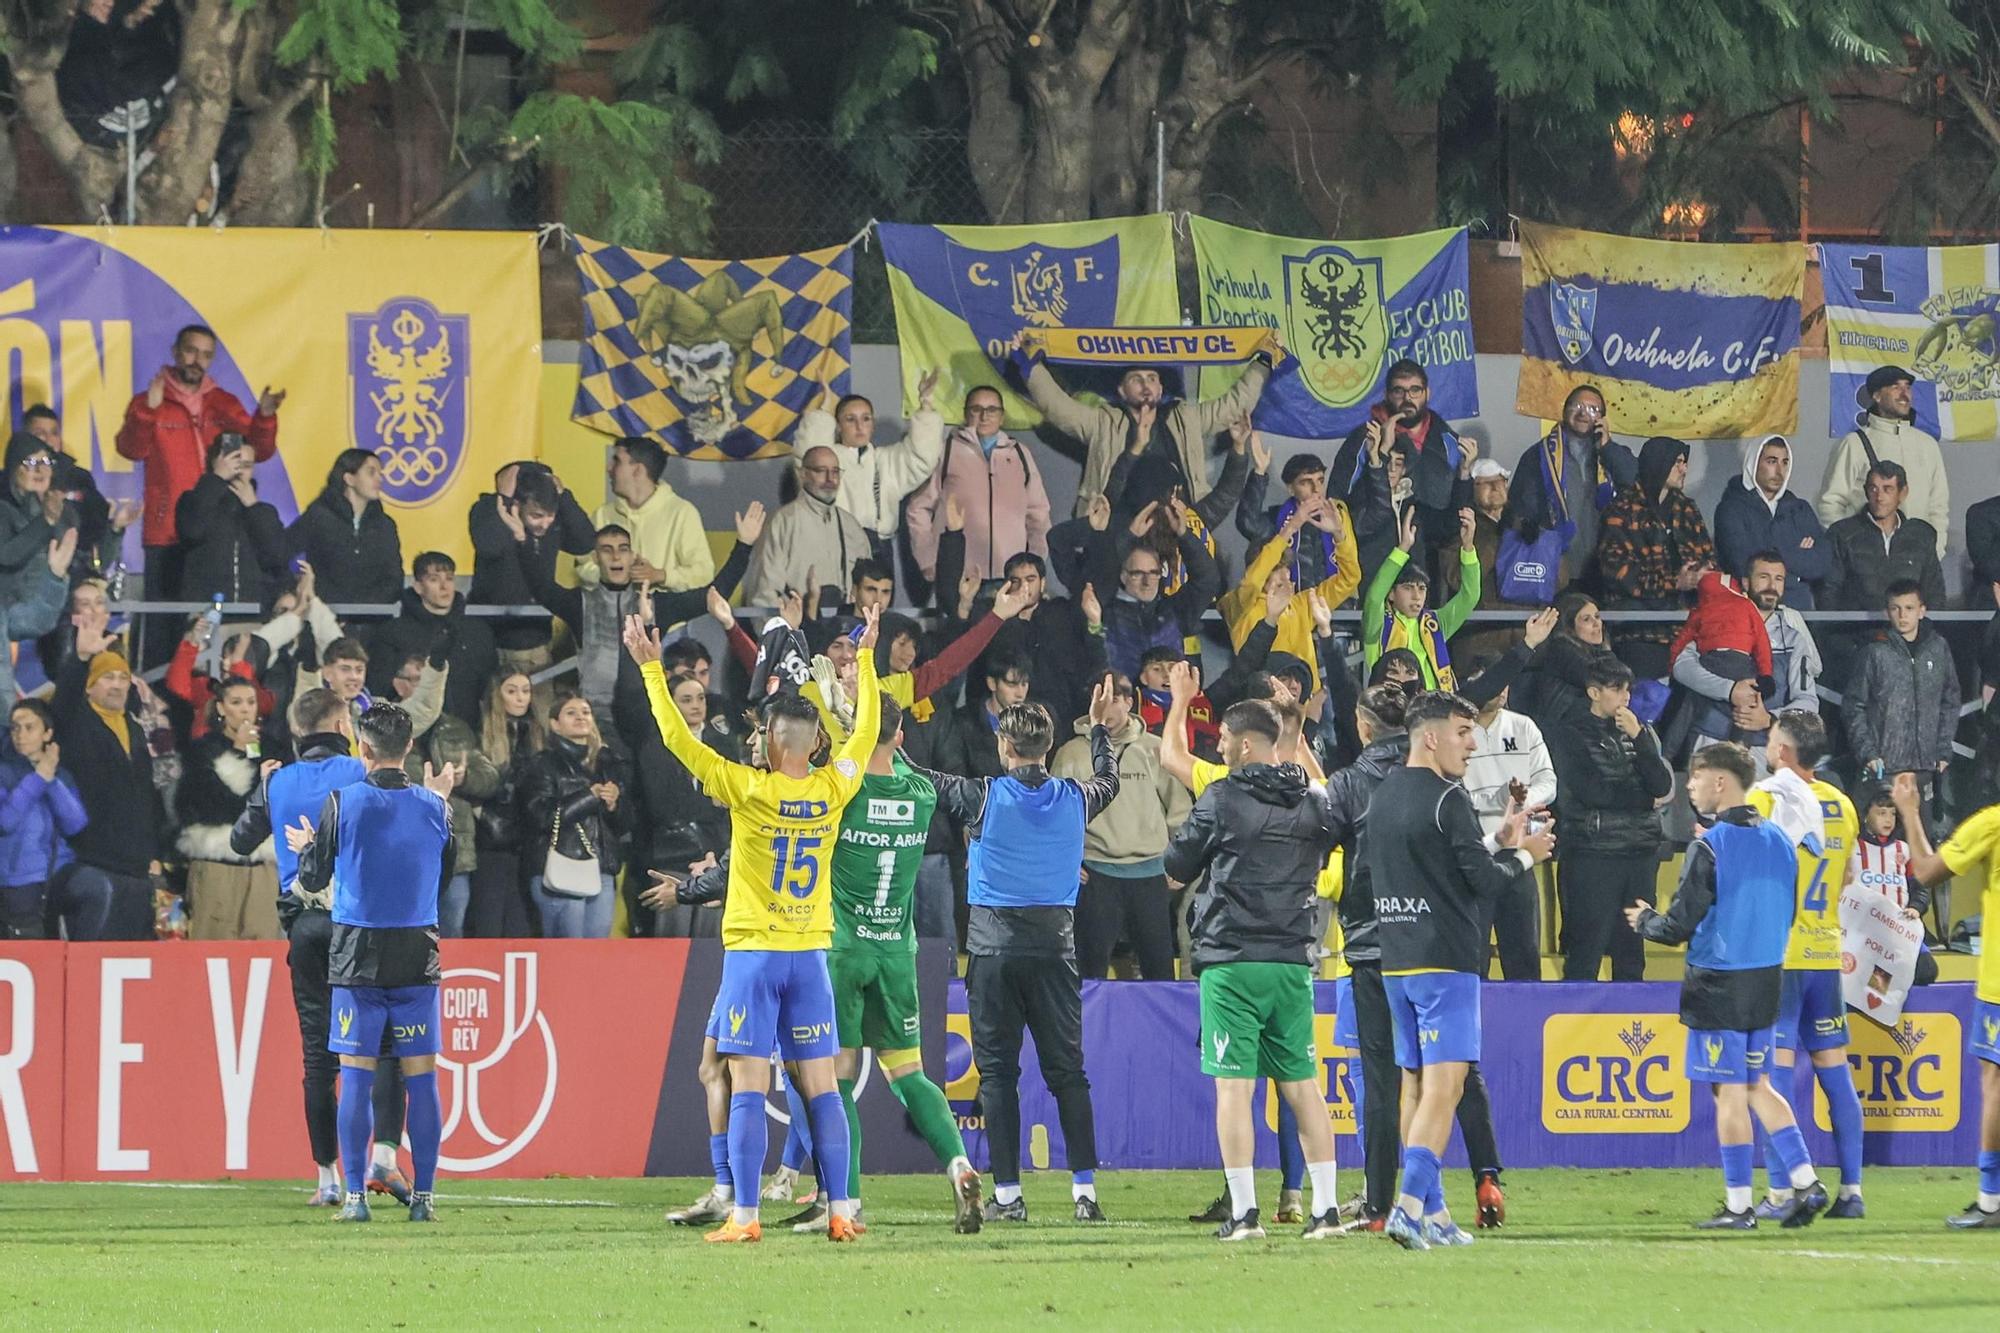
[80,1180,618,1207]
[1510,1237,1978,1267]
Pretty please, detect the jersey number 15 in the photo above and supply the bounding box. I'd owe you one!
[770,835,822,899]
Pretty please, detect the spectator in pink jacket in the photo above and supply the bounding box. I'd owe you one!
[905,384,1051,585]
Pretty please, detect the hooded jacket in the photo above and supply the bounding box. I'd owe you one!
[1324,734,1408,966]
[1051,714,1190,873]
[403,710,501,877]
[0,432,76,602]
[286,490,403,606]
[1166,761,1341,972]
[365,588,499,726]
[1018,352,1271,512]
[578,479,715,591]
[466,484,596,650]
[1818,412,1948,558]
[1221,513,1360,692]
[904,427,1052,580]
[1594,435,1714,606]
[1844,624,1961,773]
[116,380,277,549]
[1711,436,1829,609]
[174,471,287,605]
[0,753,88,888]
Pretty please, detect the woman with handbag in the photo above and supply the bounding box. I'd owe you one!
[468,671,544,938]
[520,689,629,938]
[631,669,737,938]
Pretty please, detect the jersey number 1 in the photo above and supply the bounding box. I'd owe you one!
[873,849,896,908]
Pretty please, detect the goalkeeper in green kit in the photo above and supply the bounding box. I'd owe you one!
[828,691,984,1234]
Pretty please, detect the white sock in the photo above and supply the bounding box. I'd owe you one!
[1397,1192,1424,1218]
[316,1162,337,1189]
[995,1182,1022,1206]
[1979,1192,2000,1212]
[371,1141,398,1170]
[1306,1160,1338,1218]
[1224,1166,1256,1220]
[1767,1187,1794,1203]
[833,1198,860,1219]
[1838,1184,1862,1201]
[733,1205,759,1225]
[1725,1185,1752,1212]
[1789,1163,1817,1190]
[1071,1179,1097,1202]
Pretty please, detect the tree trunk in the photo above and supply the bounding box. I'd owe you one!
[135,0,251,223]
[958,0,1028,224]
[0,22,125,219]
[1093,32,1164,216]
[1157,3,1243,215]
[1015,0,1135,221]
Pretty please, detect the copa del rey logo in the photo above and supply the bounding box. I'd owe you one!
[438,952,557,1171]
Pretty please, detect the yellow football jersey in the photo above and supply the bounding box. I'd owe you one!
[1939,803,2000,1005]
[1190,757,1228,798]
[1749,779,1858,971]
[642,656,880,951]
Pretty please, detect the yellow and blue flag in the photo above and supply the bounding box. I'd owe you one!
[1190,219,1476,436]
[1518,221,1802,439]
[1820,242,2000,442]
[0,224,538,566]
[570,235,853,461]
[877,216,1178,424]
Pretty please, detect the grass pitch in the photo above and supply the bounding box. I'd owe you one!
[3,1168,1994,1329]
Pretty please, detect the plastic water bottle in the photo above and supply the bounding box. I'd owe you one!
[105,560,127,601]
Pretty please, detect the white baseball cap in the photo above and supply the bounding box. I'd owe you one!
[1470,457,1511,481]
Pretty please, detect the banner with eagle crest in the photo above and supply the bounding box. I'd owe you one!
[1189,219,1477,438]
[877,216,1179,425]
[569,235,854,460]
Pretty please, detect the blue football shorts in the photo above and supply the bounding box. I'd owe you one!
[1773,969,1848,1053]
[1383,971,1481,1069]
[710,949,839,1061]
[329,985,440,1058]
[1970,1000,2000,1068]
[1685,1026,1776,1085]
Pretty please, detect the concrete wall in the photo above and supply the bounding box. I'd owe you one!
[545,342,1998,605]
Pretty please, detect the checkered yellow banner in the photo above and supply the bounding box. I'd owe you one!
[570,235,854,460]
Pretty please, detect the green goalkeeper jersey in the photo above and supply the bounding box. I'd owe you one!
[830,754,937,955]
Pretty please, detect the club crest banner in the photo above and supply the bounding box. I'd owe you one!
[1820,242,2000,441]
[877,216,1178,424]
[569,236,854,461]
[1188,219,1476,436]
[1518,221,1802,439]
[0,225,539,566]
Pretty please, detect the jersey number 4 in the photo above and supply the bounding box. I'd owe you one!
[770,836,823,899]
[1803,856,1830,914]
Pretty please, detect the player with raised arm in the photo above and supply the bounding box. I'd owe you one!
[1629,742,1830,1230]
[288,704,458,1224]
[1890,774,2000,1229]
[627,608,882,1244]
[819,691,983,1234]
[906,681,1120,1222]
[1748,711,1864,1218]
[1363,691,1555,1250]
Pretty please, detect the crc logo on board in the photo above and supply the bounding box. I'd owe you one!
[1815,1014,1960,1133]
[1541,1015,1689,1133]
[437,952,557,1171]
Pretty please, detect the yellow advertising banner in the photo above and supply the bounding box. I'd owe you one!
[0,225,541,567]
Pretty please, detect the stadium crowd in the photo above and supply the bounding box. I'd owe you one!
[1,325,1994,981]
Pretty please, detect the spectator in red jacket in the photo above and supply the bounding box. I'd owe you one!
[114,324,284,618]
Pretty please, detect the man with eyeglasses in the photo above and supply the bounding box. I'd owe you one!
[1507,383,1639,591]
[747,445,874,609]
[1330,360,1479,584]
[1082,496,1222,681]
[24,404,138,578]
[906,386,1051,595]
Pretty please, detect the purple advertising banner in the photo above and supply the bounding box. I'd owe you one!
[944,980,1981,1172]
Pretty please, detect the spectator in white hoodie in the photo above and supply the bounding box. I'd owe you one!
[1461,677,1558,980]
[790,375,944,568]
[1817,365,1948,560]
